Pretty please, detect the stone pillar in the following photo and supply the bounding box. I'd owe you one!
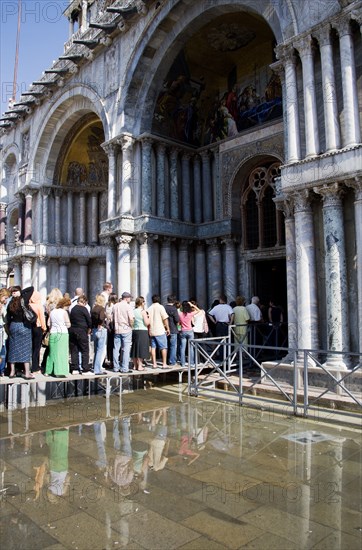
[42,187,50,243]
[59,258,69,295]
[138,233,152,306]
[156,143,166,217]
[160,237,173,303]
[37,256,49,301]
[22,258,33,287]
[17,194,25,243]
[195,242,207,308]
[169,148,179,220]
[293,190,319,351]
[222,237,237,303]
[0,202,6,249]
[12,259,21,285]
[67,192,73,244]
[78,258,88,296]
[314,183,349,366]
[79,192,86,245]
[102,143,117,219]
[334,17,361,146]
[201,151,213,222]
[119,135,134,215]
[275,46,301,162]
[316,25,341,152]
[24,191,33,243]
[193,155,202,224]
[178,240,190,300]
[130,240,138,299]
[91,192,98,244]
[346,178,362,357]
[102,237,117,289]
[294,36,319,157]
[117,235,132,294]
[207,239,222,304]
[54,189,62,245]
[181,153,191,222]
[141,138,153,214]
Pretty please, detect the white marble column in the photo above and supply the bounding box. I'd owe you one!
[0,202,6,249]
[79,192,86,245]
[130,240,138,299]
[117,235,132,294]
[200,151,213,222]
[24,191,33,243]
[22,258,33,287]
[67,192,73,244]
[54,189,62,245]
[138,233,152,306]
[37,256,48,301]
[169,148,179,220]
[178,240,190,300]
[334,16,361,147]
[102,237,117,290]
[78,258,88,296]
[346,177,362,357]
[293,190,319,351]
[42,187,50,243]
[119,135,134,215]
[181,153,191,222]
[12,260,21,285]
[314,183,349,366]
[193,155,202,224]
[275,46,301,162]
[141,138,153,214]
[222,237,237,303]
[195,242,207,308]
[102,143,117,219]
[157,143,166,217]
[160,237,173,303]
[59,258,69,295]
[207,239,222,304]
[316,25,341,152]
[294,36,319,157]
[91,192,98,244]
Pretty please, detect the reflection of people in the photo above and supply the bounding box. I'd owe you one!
[107,417,134,496]
[148,409,169,471]
[46,428,70,503]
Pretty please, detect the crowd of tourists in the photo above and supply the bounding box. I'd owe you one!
[0,281,282,379]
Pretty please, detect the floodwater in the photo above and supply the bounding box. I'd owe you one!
[0,383,361,549]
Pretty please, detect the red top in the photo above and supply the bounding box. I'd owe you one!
[179,311,196,331]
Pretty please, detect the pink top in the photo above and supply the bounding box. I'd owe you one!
[179,311,196,332]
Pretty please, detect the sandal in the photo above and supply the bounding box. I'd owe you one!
[23,374,35,380]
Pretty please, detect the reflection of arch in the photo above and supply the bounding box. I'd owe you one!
[241,161,282,249]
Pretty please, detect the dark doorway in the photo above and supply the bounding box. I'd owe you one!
[251,259,287,320]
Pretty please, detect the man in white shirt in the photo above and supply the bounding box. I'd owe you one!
[113,292,134,373]
[147,295,170,369]
[246,296,262,322]
[208,295,233,337]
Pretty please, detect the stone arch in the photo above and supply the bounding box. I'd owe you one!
[1,148,19,203]
[120,0,292,135]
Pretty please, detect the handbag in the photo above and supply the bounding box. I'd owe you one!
[20,298,37,324]
[42,332,50,347]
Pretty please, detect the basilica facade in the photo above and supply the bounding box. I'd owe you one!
[0,0,361,358]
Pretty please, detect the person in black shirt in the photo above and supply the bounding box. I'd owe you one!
[69,295,92,373]
[164,295,180,366]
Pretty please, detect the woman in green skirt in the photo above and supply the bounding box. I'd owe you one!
[45,297,71,377]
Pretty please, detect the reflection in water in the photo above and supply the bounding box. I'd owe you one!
[0,394,361,550]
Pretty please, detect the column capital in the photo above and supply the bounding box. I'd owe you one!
[333,15,352,36]
[38,255,50,265]
[41,186,52,197]
[179,239,190,249]
[182,151,192,161]
[157,142,166,154]
[293,35,316,58]
[100,235,114,247]
[101,142,118,156]
[292,189,312,213]
[23,186,36,198]
[275,43,296,64]
[314,182,344,206]
[199,150,210,161]
[116,234,133,246]
[117,134,135,151]
[314,24,332,47]
[21,257,33,268]
[205,238,219,248]
[161,236,176,245]
[170,147,181,160]
[54,188,63,198]
[350,8,362,28]
[140,137,153,150]
[220,236,238,247]
[346,177,362,200]
[78,257,89,266]
[0,202,7,211]
[275,195,294,219]
[269,60,285,82]
[58,257,69,266]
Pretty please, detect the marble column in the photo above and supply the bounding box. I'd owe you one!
[67,192,73,244]
[141,138,153,214]
[275,46,301,162]
[102,143,117,219]
[346,177,362,357]
[316,25,341,152]
[117,235,132,294]
[314,183,349,366]
[157,143,166,217]
[119,135,134,215]
[294,36,319,157]
[138,233,152,306]
[0,202,6,249]
[59,258,69,295]
[22,258,33,287]
[181,153,191,222]
[178,240,190,300]
[334,16,361,146]
[42,187,50,243]
[130,240,138,299]
[24,191,33,243]
[207,239,222,304]
[201,151,213,222]
[169,148,179,220]
[54,189,62,245]
[12,260,21,285]
[193,155,202,224]
[222,237,237,302]
[195,242,207,308]
[293,190,319,351]
[102,237,117,290]
[37,256,48,301]
[160,237,173,303]
[78,258,88,296]
[79,192,86,245]
[91,192,98,244]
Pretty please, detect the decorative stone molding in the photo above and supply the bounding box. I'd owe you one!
[292,189,312,213]
[313,182,344,206]
[314,24,332,47]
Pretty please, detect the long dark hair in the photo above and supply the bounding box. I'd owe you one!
[181,301,192,314]
[8,296,21,314]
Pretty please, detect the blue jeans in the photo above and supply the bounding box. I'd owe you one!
[113,332,132,372]
[92,327,107,373]
[168,333,178,365]
[180,330,194,367]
